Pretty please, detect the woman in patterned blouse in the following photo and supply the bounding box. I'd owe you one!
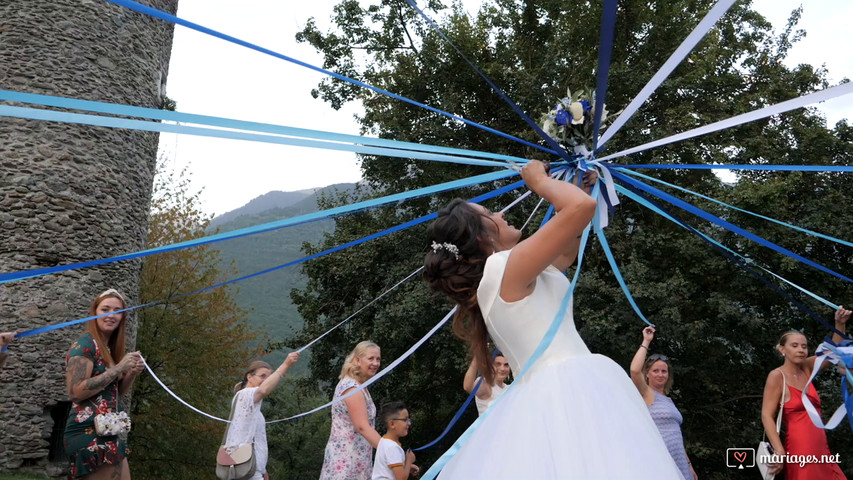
[319,340,382,480]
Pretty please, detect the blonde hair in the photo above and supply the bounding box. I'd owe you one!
[234,360,272,393]
[87,289,128,367]
[642,355,674,395]
[339,341,380,380]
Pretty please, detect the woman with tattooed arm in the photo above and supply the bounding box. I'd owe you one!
[63,289,144,480]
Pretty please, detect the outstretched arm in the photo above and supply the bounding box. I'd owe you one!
[629,327,655,405]
[254,352,300,403]
[502,161,597,303]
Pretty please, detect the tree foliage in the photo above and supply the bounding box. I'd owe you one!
[293,1,853,477]
[130,164,261,479]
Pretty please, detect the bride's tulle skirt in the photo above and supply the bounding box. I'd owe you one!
[437,354,685,480]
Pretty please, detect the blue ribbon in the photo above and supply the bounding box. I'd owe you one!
[11,181,525,340]
[611,170,853,284]
[619,168,853,249]
[591,0,619,152]
[616,183,848,338]
[0,89,530,167]
[400,0,570,162]
[594,222,653,325]
[0,170,518,285]
[618,164,853,172]
[102,0,555,155]
[413,379,480,452]
[0,105,513,170]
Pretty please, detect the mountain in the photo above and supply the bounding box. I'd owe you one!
[209,190,314,230]
[209,183,357,370]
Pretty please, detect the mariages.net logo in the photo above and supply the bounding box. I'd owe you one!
[726,448,756,469]
[727,447,841,470]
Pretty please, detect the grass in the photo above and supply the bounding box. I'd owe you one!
[0,474,52,480]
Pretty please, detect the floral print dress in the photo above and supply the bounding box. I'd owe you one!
[319,376,376,480]
[63,333,128,478]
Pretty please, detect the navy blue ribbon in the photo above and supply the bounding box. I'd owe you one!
[103,0,554,155]
[591,0,619,152]
[611,170,853,284]
[617,180,849,339]
[11,181,525,340]
[619,164,853,172]
[401,0,570,162]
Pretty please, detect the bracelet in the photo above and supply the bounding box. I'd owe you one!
[639,345,649,350]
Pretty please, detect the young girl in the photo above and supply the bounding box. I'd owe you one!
[423,160,682,479]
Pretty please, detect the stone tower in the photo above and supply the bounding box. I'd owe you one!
[0,0,179,475]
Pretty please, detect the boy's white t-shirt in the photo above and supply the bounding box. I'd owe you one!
[372,436,405,480]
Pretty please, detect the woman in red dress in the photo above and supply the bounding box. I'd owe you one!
[761,306,850,479]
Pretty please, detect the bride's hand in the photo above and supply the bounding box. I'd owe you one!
[521,160,550,191]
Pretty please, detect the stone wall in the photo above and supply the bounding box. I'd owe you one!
[0,0,179,475]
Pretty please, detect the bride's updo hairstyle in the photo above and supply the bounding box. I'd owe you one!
[424,198,498,384]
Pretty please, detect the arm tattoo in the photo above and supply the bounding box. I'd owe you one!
[83,367,121,393]
[67,357,92,397]
[110,461,123,479]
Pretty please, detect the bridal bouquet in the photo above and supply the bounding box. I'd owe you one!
[540,88,617,155]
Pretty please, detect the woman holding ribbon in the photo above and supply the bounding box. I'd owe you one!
[319,340,382,480]
[761,306,850,480]
[63,289,144,480]
[224,352,300,480]
[422,160,682,479]
[630,326,697,480]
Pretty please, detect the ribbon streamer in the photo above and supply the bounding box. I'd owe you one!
[800,341,853,430]
[598,81,853,162]
[612,171,853,284]
[598,0,738,148]
[619,168,853,249]
[0,105,511,169]
[103,0,555,155]
[0,89,529,166]
[0,170,519,285]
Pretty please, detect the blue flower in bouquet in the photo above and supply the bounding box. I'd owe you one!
[555,108,570,126]
[579,99,591,113]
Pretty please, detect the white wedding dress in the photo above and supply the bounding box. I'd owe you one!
[433,250,685,480]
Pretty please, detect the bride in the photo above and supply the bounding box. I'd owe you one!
[422,160,684,479]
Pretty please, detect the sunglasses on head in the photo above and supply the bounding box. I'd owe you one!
[648,354,669,362]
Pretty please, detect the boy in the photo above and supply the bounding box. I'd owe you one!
[372,401,419,480]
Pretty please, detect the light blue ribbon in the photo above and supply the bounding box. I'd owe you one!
[594,222,653,325]
[615,185,839,311]
[612,171,853,284]
[0,105,513,169]
[618,168,853,249]
[0,169,518,284]
[0,89,529,166]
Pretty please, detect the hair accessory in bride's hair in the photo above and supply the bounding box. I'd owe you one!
[431,241,460,260]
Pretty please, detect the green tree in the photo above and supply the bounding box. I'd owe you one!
[294,2,853,477]
[130,164,261,479]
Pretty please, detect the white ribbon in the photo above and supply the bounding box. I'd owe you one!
[597,81,853,162]
[598,0,738,147]
[801,343,853,430]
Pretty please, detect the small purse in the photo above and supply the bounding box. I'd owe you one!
[94,410,131,436]
[216,393,256,480]
[94,382,131,436]
[757,371,785,480]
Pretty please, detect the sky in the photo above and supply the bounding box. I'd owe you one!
[159,0,853,217]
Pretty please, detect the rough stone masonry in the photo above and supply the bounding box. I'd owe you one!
[0,0,179,475]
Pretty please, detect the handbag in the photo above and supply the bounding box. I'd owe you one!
[757,371,786,480]
[216,392,256,480]
[94,381,131,436]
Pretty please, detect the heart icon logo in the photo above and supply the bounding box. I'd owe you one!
[734,451,747,463]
